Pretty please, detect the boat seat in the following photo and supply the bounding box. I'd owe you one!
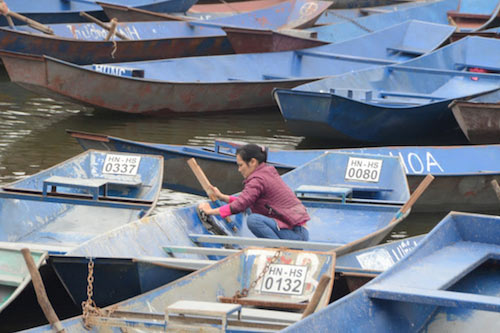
[166,300,242,332]
[365,285,500,312]
[379,91,445,101]
[162,245,239,257]
[295,185,353,203]
[0,273,24,287]
[262,74,291,80]
[295,50,396,65]
[454,62,500,73]
[386,46,426,56]
[447,10,490,20]
[42,176,142,200]
[330,88,373,100]
[218,295,308,310]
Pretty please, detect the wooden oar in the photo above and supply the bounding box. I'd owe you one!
[79,11,130,40]
[187,158,233,225]
[390,174,435,223]
[0,0,54,34]
[21,248,66,333]
[491,179,500,201]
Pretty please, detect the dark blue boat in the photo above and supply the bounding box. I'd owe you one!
[0,0,199,25]
[0,150,163,251]
[69,130,500,214]
[312,0,459,42]
[274,36,500,146]
[0,20,455,114]
[284,211,500,332]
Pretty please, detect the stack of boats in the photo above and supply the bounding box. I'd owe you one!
[1,0,500,331]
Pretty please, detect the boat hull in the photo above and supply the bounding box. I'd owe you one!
[451,101,500,144]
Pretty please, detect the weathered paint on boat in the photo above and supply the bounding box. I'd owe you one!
[69,130,500,214]
[284,212,500,332]
[0,20,454,114]
[274,36,500,146]
[0,0,199,26]
[0,0,328,64]
[451,88,500,144]
[223,26,328,53]
[0,150,163,250]
[28,248,336,331]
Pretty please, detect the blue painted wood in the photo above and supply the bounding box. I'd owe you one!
[283,212,500,332]
[0,0,199,25]
[0,150,163,249]
[275,36,500,145]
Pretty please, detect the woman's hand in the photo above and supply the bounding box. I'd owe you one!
[198,202,212,214]
[210,185,229,202]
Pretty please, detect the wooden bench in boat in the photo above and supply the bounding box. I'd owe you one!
[218,295,308,310]
[295,50,397,65]
[188,234,342,250]
[166,300,242,332]
[42,176,142,200]
[163,245,239,257]
[295,184,393,202]
[386,45,426,56]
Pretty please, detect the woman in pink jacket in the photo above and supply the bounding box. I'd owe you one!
[198,144,309,241]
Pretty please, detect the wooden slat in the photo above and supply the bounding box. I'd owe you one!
[163,246,239,257]
[218,296,307,310]
[189,234,341,250]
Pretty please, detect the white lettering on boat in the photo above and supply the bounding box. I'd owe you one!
[65,24,142,40]
[387,151,444,174]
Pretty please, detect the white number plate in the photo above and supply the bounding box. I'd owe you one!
[102,154,141,175]
[260,264,307,295]
[345,157,383,183]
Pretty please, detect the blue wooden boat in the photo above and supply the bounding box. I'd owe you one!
[28,248,337,331]
[312,0,459,42]
[284,211,500,332]
[274,36,500,146]
[0,0,198,26]
[0,20,454,114]
[63,151,411,264]
[68,130,500,214]
[0,150,163,251]
[0,0,328,65]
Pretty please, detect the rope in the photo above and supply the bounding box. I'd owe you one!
[105,18,119,59]
[327,10,372,33]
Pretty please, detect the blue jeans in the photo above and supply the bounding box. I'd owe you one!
[247,214,309,241]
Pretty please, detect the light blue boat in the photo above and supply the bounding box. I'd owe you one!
[0,150,163,251]
[312,0,459,42]
[63,151,410,264]
[284,211,500,332]
[274,36,500,146]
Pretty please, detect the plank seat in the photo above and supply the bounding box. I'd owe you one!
[188,234,342,250]
[379,90,446,101]
[42,176,142,200]
[365,285,500,312]
[295,50,397,65]
[167,300,241,331]
[262,74,291,80]
[295,185,353,203]
[447,10,491,19]
[386,46,426,56]
[218,296,307,310]
[0,273,24,287]
[454,62,500,73]
[162,245,239,257]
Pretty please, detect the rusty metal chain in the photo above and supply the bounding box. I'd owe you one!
[231,249,283,301]
[81,258,102,329]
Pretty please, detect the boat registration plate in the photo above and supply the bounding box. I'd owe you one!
[345,157,383,183]
[260,264,307,295]
[103,154,141,175]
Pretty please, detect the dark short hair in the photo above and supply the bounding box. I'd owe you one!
[236,144,267,164]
